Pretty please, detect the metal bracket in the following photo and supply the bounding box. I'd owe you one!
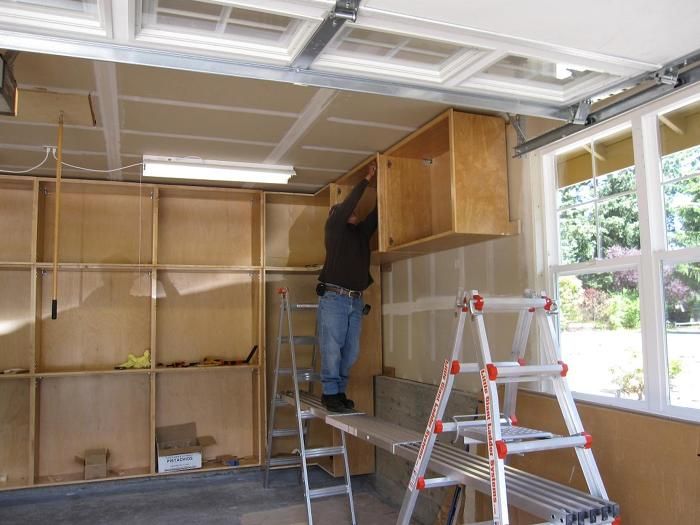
[291,0,360,70]
[569,99,592,125]
[655,68,679,86]
[508,114,526,145]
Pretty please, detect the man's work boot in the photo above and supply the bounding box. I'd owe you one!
[338,393,355,410]
[322,394,351,413]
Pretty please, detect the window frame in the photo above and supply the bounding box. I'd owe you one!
[537,83,700,423]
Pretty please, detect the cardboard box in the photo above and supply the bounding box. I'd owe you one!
[75,448,109,480]
[156,423,216,473]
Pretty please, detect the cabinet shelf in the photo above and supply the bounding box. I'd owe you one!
[156,264,261,273]
[36,467,151,486]
[264,265,323,273]
[35,368,151,378]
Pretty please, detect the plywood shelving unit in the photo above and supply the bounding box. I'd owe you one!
[0,176,267,489]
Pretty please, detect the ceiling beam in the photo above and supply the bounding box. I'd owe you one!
[265,88,337,163]
[92,61,122,178]
[0,29,570,120]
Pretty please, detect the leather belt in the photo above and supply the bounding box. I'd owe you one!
[325,283,362,298]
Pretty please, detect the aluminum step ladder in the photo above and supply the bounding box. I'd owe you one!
[397,290,616,525]
[263,288,356,525]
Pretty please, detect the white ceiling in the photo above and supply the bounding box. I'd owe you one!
[365,0,700,65]
[0,1,699,191]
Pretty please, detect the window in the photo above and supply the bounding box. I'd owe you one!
[553,128,643,401]
[542,88,700,421]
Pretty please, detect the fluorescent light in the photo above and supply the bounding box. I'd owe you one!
[142,155,295,184]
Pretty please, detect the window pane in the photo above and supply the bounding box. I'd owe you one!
[559,205,596,264]
[557,271,643,400]
[599,193,640,258]
[663,262,700,409]
[597,166,636,198]
[483,55,607,86]
[661,144,700,181]
[659,98,700,181]
[558,178,594,207]
[556,145,593,205]
[664,175,700,249]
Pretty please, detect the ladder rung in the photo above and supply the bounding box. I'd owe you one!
[289,303,318,310]
[500,434,591,456]
[278,368,320,381]
[268,456,301,467]
[304,446,345,459]
[417,476,458,490]
[272,428,304,438]
[487,363,567,382]
[300,410,316,420]
[279,335,318,345]
[308,484,349,499]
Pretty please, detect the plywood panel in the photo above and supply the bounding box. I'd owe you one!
[40,182,154,264]
[38,375,150,479]
[38,270,151,371]
[0,269,33,371]
[265,194,327,267]
[156,370,256,462]
[381,157,432,248]
[504,392,700,525]
[156,271,258,364]
[453,112,514,235]
[158,189,260,266]
[0,379,30,488]
[0,180,34,262]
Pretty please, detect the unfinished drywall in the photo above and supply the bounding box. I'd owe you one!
[381,122,543,392]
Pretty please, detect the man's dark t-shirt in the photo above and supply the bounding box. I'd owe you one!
[318,179,378,291]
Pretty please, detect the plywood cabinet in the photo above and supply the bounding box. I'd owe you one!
[377,109,518,258]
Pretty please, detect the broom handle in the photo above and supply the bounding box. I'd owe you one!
[52,111,64,319]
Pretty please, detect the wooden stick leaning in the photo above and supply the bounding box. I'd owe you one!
[52,111,64,319]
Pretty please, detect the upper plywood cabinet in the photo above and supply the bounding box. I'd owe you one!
[376,109,519,258]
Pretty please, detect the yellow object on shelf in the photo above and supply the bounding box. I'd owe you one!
[116,350,151,370]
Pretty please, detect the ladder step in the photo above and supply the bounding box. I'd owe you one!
[289,303,318,311]
[279,335,318,346]
[304,446,345,459]
[272,428,305,438]
[308,484,349,499]
[268,455,301,467]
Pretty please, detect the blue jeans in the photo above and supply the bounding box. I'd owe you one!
[317,292,364,395]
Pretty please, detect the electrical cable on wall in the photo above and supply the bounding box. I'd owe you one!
[0,147,51,174]
[0,147,144,175]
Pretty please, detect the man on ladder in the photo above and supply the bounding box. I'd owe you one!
[316,163,377,413]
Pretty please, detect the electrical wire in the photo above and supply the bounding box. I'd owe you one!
[51,150,143,173]
[0,148,50,174]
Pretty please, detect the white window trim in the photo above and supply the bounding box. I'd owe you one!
[535,82,700,423]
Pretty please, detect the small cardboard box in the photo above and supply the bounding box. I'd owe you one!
[75,449,109,480]
[156,422,216,473]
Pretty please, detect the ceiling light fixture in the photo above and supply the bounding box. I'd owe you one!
[142,155,295,184]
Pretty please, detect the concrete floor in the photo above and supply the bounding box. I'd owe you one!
[0,467,404,525]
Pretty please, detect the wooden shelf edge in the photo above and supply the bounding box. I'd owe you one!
[35,368,151,378]
[155,364,258,373]
[35,262,154,271]
[0,262,33,268]
[156,264,262,272]
[264,266,322,273]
